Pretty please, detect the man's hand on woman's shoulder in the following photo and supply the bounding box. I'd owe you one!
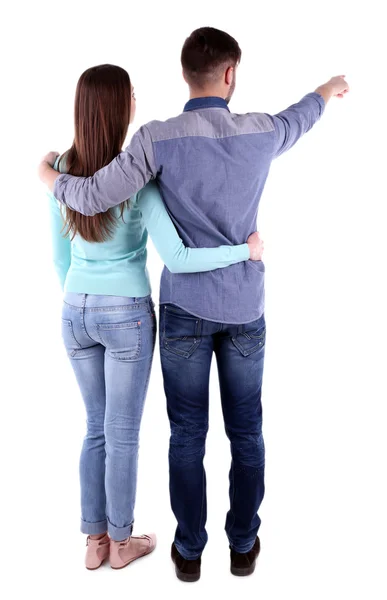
[38,151,60,191]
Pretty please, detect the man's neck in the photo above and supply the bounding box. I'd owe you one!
[189,89,226,100]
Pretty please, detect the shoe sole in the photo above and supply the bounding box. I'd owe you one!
[230,560,257,577]
[175,565,201,583]
[86,558,108,571]
[111,546,155,570]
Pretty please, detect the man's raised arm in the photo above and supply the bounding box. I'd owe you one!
[38,125,157,216]
[270,75,349,158]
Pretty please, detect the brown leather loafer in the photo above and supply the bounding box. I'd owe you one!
[171,543,201,582]
[230,537,260,576]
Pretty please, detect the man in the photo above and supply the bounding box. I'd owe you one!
[39,27,349,582]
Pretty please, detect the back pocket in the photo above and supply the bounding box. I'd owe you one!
[97,321,141,361]
[163,306,202,359]
[61,319,81,357]
[232,320,266,357]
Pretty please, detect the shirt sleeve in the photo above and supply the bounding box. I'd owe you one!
[269,92,326,158]
[49,192,71,289]
[53,125,157,216]
[136,182,250,274]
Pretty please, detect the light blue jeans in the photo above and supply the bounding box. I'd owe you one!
[61,293,156,541]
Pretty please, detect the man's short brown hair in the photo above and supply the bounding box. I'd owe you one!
[181,27,242,88]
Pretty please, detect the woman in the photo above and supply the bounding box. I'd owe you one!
[49,64,263,571]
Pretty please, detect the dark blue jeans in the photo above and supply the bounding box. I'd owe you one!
[159,304,266,560]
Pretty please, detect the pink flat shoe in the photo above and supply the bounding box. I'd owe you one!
[85,534,110,570]
[110,533,157,570]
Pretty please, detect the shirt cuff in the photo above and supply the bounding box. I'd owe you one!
[239,243,250,261]
[53,173,69,203]
[305,92,326,115]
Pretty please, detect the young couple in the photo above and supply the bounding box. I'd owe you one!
[40,27,349,582]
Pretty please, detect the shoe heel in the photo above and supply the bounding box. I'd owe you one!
[231,562,256,577]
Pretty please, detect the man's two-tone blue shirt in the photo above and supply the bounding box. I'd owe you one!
[53,92,325,324]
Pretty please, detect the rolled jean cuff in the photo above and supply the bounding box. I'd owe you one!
[228,538,257,554]
[175,541,202,561]
[108,519,133,542]
[81,518,107,535]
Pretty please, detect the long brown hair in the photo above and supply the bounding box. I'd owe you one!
[60,64,132,242]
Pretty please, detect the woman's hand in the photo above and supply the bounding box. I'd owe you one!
[247,232,264,261]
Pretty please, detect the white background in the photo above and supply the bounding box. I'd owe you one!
[1,0,386,598]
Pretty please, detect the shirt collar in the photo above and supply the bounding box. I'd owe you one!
[183,96,230,112]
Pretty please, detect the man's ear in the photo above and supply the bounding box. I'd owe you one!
[225,66,234,86]
[182,70,188,84]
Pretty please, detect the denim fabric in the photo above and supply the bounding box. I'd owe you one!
[159,304,265,559]
[61,293,156,541]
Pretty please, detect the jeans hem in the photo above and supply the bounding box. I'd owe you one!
[228,538,257,554]
[174,541,203,561]
[108,519,134,542]
[81,519,107,535]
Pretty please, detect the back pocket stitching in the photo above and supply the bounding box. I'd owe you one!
[163,312,202,359]
[232,328,266,357]
[96,321,141,361]
[61,319,81,357]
